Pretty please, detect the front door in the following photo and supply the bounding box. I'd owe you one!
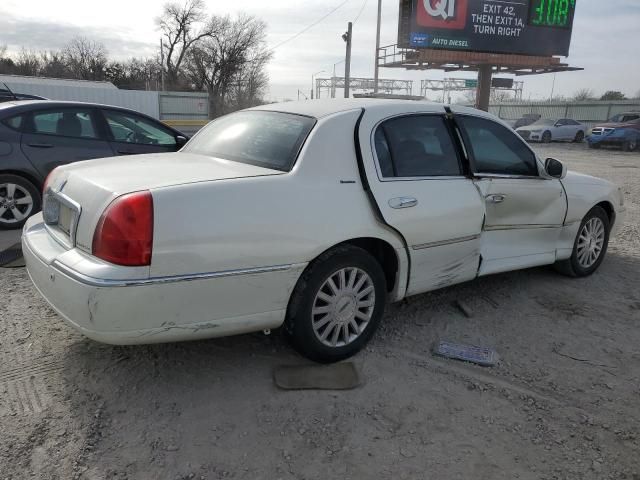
[454,113,567,275]
[362,113,485,296]
[21,107,112,178]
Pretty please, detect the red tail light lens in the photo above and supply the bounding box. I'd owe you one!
[92,191,154,266]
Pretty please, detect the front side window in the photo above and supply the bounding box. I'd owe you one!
[30,109,97,139]
[374,115,461,178]
[182,111,316,172]
[458,115,538,177]
[104,110,176,146]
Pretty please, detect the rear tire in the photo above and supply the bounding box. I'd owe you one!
[623,138,638,152]
[542,131,552,143]
[284,245,387,363]
[0,174,41,230]
[554,206,610,278]
[573,130,585,143]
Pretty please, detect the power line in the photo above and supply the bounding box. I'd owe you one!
[352,0,369,24]
[268,0,352,52]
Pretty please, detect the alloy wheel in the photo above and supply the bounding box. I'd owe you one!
[576,217,605,269]
[0,183,34,225]
[311,267,375,348]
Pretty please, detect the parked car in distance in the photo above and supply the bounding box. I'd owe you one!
[516,118,586,143]
[587,112,640,151]
[0,100,188,229]
[512,113,541,129]
[23,99,625,363]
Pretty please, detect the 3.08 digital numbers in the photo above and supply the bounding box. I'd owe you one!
[529,0,576,28]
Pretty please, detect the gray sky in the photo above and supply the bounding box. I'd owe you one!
[1,0,639,102]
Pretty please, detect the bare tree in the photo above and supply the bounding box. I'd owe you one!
[14,49,41,76]
[63,37,108,81]
[157,0,212,88]
[572,88,595,101]
[184,15,270,118]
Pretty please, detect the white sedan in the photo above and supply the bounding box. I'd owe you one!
[516,118,586,143]
[23,100,625,362]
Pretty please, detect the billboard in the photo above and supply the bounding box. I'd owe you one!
[398,0,577,57]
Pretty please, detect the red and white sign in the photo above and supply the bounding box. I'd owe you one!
[417,0,468,29]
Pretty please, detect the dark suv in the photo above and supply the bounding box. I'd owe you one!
[588,112,640,151]
[0,100,187,229]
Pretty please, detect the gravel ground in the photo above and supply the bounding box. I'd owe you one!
[1,144,639,480]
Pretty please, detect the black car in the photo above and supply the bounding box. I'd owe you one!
[0,100,188,229]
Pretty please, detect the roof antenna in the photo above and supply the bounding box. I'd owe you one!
[1,82,18,100]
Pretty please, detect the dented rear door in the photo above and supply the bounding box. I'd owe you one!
[358,110,485,296]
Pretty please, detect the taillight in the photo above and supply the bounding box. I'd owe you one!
[92,191,154,267]
[43,169,56,194]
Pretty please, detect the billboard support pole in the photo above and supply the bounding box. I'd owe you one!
[373,0,382,94]
[476,64,492,112]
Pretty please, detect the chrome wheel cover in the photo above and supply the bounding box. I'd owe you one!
[576,217,605,269]
[311,267,375,348]
[0,183,34,224]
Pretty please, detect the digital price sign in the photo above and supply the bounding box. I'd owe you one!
[398,0,577,56]
[529,0,576,28]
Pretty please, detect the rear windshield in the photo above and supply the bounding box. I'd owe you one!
[182,111,316,172]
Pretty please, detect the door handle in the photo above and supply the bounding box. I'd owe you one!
[389,197,418,209]
[486,194,506,204]
[27,143,54,148]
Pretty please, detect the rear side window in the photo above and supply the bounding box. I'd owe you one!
[30,109,98,139]
[457,115,538,177]
[1,114,23,131]
[374,115,461,178]
[182,111,316,172]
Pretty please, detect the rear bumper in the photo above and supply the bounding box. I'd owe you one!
[23,216,305,345]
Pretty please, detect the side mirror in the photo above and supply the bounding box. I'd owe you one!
[176,135,188,148]
[545,157,566,179]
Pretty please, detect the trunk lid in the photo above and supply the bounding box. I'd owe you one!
[44,152,281,254]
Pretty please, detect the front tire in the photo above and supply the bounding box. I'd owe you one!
[0,174,41,230]
[542,131,552,143]
[554,206,610,277]
[285,245,387,363]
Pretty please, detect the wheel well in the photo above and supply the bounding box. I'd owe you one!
[337,238,399,292]
[0,170,43,191]
[595,201,616,229]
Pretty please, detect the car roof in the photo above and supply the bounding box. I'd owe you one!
[249,98,453,119]
[0,99,150,115]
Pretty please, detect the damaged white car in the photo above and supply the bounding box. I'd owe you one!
[23,100,626,362]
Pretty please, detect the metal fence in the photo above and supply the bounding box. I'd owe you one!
[489,100,640,128]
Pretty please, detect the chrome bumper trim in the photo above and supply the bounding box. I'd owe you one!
[51,261,293,288]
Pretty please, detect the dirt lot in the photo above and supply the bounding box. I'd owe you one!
[1,144,639,480]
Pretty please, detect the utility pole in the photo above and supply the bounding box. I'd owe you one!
[343,22,353,98]
[160,38,165,91]
[373,0,382,94]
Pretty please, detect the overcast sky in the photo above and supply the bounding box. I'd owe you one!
[1,0,639,102]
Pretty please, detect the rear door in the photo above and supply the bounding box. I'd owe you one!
[21,107,112,178]
[360,111,485,296]
[455,113,567,275]
[100,109,179,156]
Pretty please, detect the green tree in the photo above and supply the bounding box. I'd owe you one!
[600,90,627,101]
